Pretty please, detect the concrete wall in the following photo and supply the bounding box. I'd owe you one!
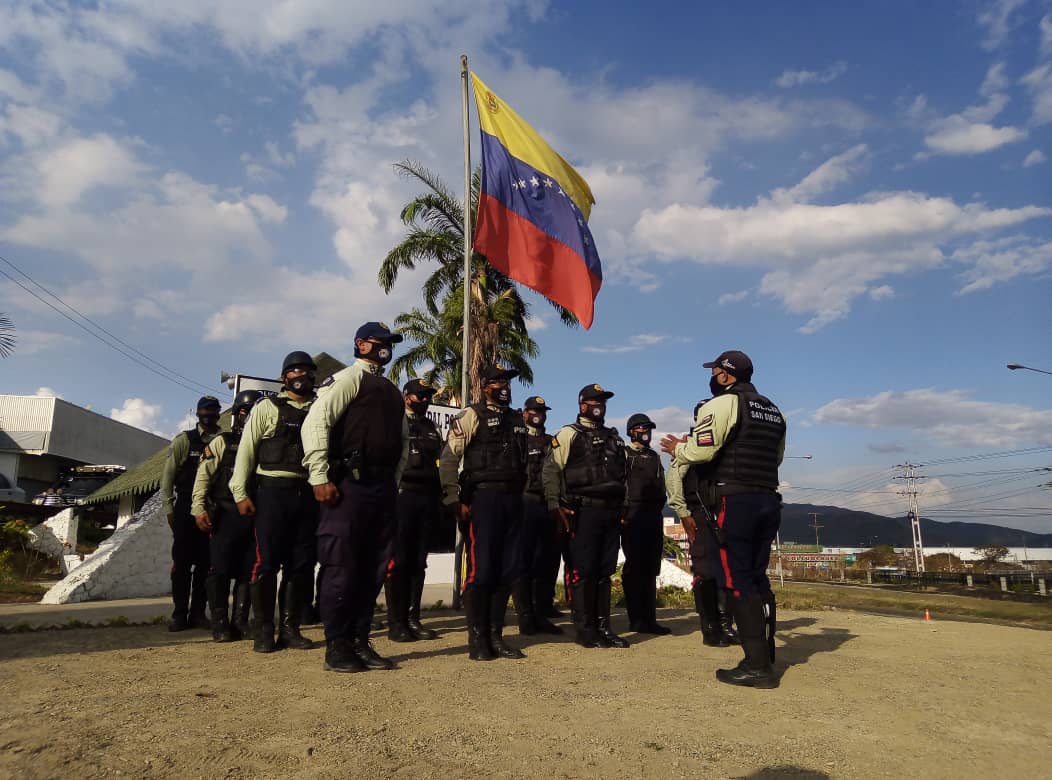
[27,508,80,575]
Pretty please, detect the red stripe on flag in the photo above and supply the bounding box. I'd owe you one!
[474,192,601,329]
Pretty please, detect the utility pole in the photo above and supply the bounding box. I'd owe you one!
[809,512,823,550]
[894,463,927,573]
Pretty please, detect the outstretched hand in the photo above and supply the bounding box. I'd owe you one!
[660,434,687,456]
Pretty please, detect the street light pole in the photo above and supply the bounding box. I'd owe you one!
[1007,363,1052,376]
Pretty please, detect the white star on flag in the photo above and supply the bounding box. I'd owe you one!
[543,178,553,188]
[530,175,540,187]
[518,179,527,188]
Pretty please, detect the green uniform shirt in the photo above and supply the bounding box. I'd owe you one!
[229,392,314,502]
[665,457,692,519]
[160,424,219,516]
[190,434,230,517]
[300,360,409,487]
[541,416,600,511]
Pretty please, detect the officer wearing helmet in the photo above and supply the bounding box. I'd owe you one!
[301,322,409,673]
[542,384,629,649]
[660,350,786,689]
[621,413,671,635]
[191,389,262,642]
[160,395,222,632]
[230,351,319,653]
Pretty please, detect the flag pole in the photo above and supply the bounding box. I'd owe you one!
[460,54,472,408]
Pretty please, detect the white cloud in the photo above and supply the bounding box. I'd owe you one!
[952,236,1052,293]
[774,62,847,88]
[977,0,1027,50]
[35,133,145,207]
[35,386,62,398]
[924,119,1026,155]
[1041,14,1052,54]
[770,144,868,204]
[11,330,78,356]
[1023,149,1047,167]
[1021,64,1052,125]
[868,285,895,301]
[581,334,668,354]
[110,397,165,435]
[718,290,750,305]
[980,62,1009,97]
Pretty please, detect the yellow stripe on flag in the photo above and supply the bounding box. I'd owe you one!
[471,72,596,220]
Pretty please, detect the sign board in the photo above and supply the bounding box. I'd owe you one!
[233,374,283,398]
[424,403,463,442]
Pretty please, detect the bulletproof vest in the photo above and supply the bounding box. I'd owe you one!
[709,383,785,492]
[330,371,406,469]
[207,431,241,505]
[257,397,310,474]
[173,428,206,500]
[564,423,627,501]
[625,445,665,504]
[524,432,550,498]
[461,403,526,489]
[400,413,443,489]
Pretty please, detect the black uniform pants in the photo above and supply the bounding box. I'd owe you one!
[251,479,318,582]
[208,501,255,582]
[567,504,621,584]
[688,516,721,584]
[707,493,781,598]
[172,497,210,575]
[462,487,524,590]
[390,487,440,579]
[621,502,664,581]
[523,496,561,599]
[317,477,397,641]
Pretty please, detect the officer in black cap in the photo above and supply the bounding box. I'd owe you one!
[621,413,671,635]
[514,395,563,636]
[542,384,629,649]
[230,351,319,653]
[302,322,408,673]
[661,349,786,688]
[191,389,263,642]
[160,395,222,631]
[442,364,528,661]
[384,378,443,643]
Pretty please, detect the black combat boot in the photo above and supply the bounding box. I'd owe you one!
[535,577,564,618]
[231,580,251,640]
[353,622,394,670]
[384,576,415,642]
[717,587,740,645]
[596,578,629,649]
[251,575,277,653]
[763,590,777,663]
[694,579,730,647]
[635,579,671,635]
[572,580,602,648]
[465,586,496,661]
[188,566,211,630]
[511,578,538,636]
[206,575,236,643]
[715,594,778,689]
[168,571,192,632]
[407,573,437,640]
[324,637,366,673]
[277,573,313,650]
[490,586,525,659]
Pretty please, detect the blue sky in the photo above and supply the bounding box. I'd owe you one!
[1,1,1050,530]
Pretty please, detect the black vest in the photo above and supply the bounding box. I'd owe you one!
[709,383,785,493]
[400,413,442,491]
[173,428,206,501]
[524,432,550,498]
[625,445,665,505]
[330,371,406,470]
[461,403,526,489]
[257,397,310,475]
[207,431,241,506]
[564,423,627,501]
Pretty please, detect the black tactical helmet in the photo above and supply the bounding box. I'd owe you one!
[281,350,317,375]
[233,390,263,416]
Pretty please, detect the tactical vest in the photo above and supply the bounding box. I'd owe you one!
[524,432,550,498]
[207,431,241,506]
[708,383,785,493]
[330,371,406,471]
[173,428,206,502]
[400,413,442,490]
[461,403,526,489]
[625,445,665,504]
[564,423,627,501]
[257,397,310,475]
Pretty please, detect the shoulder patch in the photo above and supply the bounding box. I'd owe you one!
[699,413,713,426]
[695,429,715,447]
[320,375,335,388]
[550,436,559,449]
[201,446,214,460]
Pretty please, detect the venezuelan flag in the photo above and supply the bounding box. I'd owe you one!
[471,73,602,329]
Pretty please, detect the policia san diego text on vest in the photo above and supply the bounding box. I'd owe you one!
[661,350,786,689]
[542,384,630,650]
[160,395,222,632]
[190,390,263,642]
[230,351,319,654]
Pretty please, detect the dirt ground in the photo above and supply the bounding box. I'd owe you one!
[1,607,1049,779]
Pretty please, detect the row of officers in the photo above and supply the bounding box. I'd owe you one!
[161,323,786,689]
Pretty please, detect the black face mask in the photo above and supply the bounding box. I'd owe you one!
[287,374,315,396]
[527,413,546,428]
[630,430,652,445]
[584,402,606,422]
[198,413,220,430]
[356,342,393,366]
[233,410,250,434]
[709,376,727,397]
[408,400,429,415]
[486,386,511,406]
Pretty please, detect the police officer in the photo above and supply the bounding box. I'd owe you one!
[160,395,221,632]
[621,413,671,635]
[191,390,262,642]
[302,323,408,673]
[542,384,628,649]
[661,350,785,688]
[442,364,527,662]
[230,352,318,654]
[515,396,563,636]
[385,378,443,643]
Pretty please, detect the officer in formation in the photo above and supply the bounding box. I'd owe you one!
[542,384,629,649]
[661,350,785,689]
[190,389,262,642]
[302,322,408,674]
[230,351,319,654]
[621,413,671,635]
[384,378,442,643]
[443,365,528,661]
[160,395,221,632]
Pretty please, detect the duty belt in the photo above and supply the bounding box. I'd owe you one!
[570,495,622,510]
[256,474,309,489]
[472,481,523,493]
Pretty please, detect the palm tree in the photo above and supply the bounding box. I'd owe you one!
[379,160,576,403]
[0,313,14,358]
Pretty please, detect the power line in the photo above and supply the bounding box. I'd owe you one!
[919,446,1052,467]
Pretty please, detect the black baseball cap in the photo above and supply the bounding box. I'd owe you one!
[403,378,438,397]
[481,364,519,384]
[196,395,221,411]
[626,413,656,430]
[579,383,614,403]
[703,350,753,379]
[523,395,551,411]
[355,322,404,343]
